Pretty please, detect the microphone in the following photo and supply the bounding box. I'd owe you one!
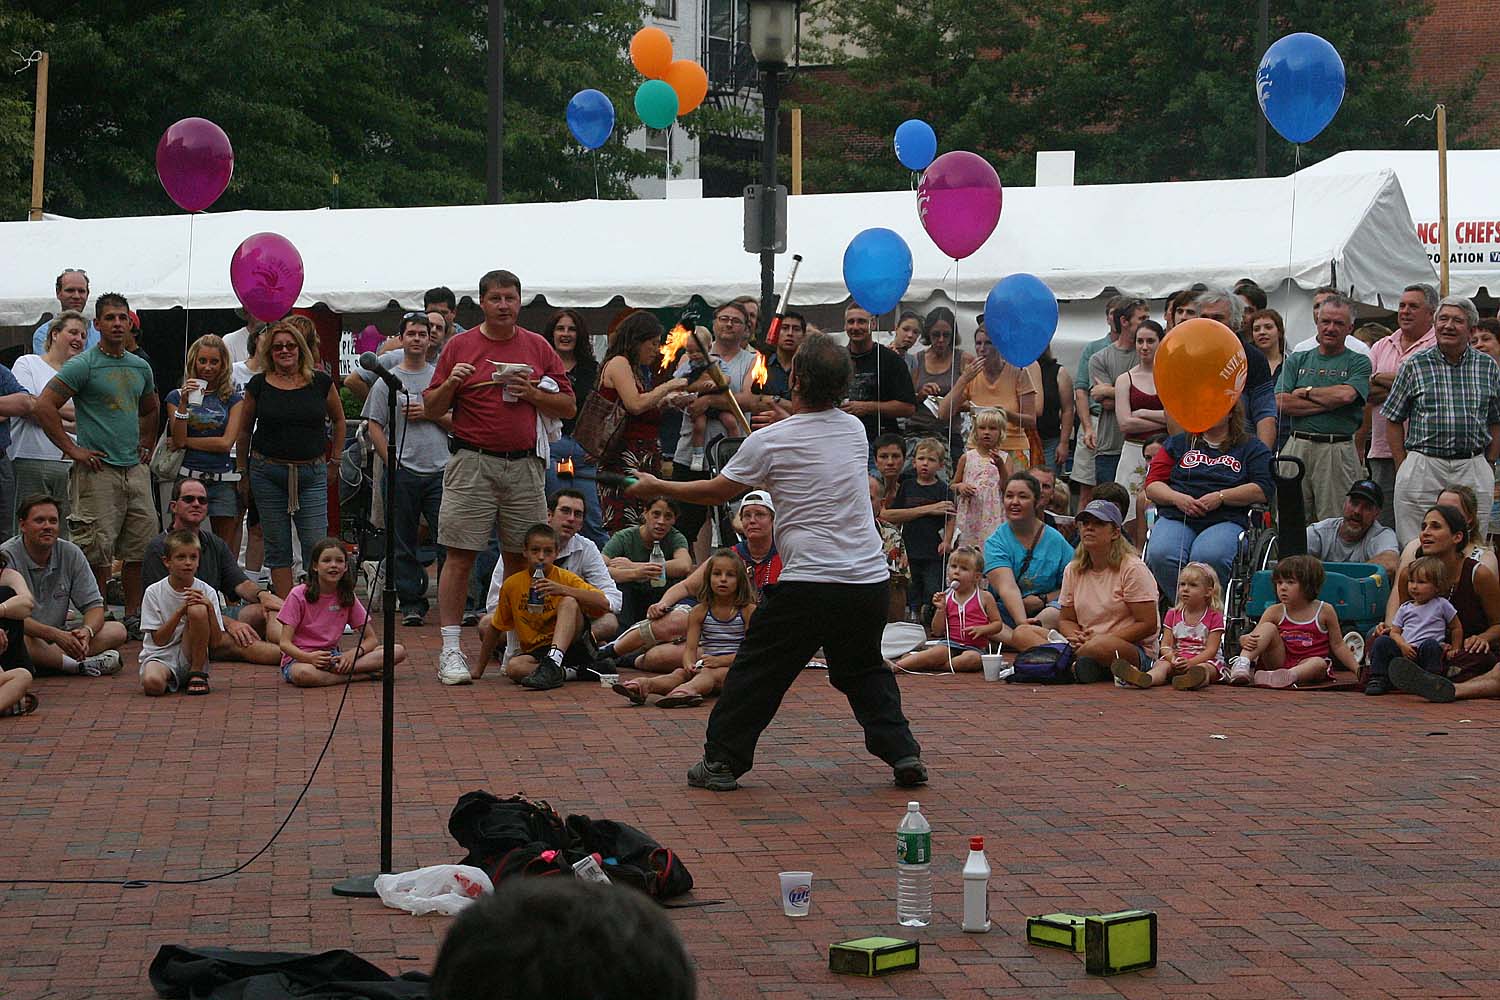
[359,352,404,391]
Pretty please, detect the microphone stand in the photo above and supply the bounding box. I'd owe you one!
[333,370,400,898]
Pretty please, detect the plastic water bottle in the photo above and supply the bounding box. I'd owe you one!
[962,836,991,932]
[526,564,545,614]
[650,541,667,588]
[896,801,932,927]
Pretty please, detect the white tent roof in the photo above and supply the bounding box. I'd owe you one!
[0,168,1433,326]
[1301,149,1499,297]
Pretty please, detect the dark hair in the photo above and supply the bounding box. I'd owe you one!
[430,880,696,1000]
[790,332,852,410]
[424,286,457,310]
[601,311,664,372]
[304,537,356,607]
[1233,278,1268,311]
[1407,555,1451,592]
[17,494,61,523]
[1092,482,1130,523]
[524,523,559,548]
[1135,319,1164,341]
[1424,503,1470,552]
[400,313,432,336]
[921,306,960,347]
[782,310,806,330]
[1005,470,1042,503]
[478,269,522,298]
[695,548,754,608]
[549,488,587,512]
[543,308,597,367]
[1272,553,1324,598]
[94,292,129,318]
[872,432,906,455]
[1109,297,1146,335]
[715,301,749,324]
[642,496,679,519]
[1478,317,1500,339]
[163,528,201,559]
[170,477,209,502]
[1249,308,1287,357]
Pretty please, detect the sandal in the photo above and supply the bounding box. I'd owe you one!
[611,681,647,706]
[656,691,704,709]
[3,692,38,717]
[184,671,212,696]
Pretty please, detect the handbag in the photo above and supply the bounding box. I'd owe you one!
[148,431,185,480]
[573,391,628,461]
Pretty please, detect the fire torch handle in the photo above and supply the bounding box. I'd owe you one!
[691,328,753,437]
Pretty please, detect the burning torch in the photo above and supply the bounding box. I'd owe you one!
[688,326,753,436]
[763,253,803,350]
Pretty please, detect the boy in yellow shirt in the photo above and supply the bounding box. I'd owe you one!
[481,523,610,690]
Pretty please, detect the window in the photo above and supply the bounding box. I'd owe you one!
[653,0,677,17]
[705,0,752,88]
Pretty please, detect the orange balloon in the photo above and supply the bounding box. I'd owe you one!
[662,60,709,115]
[630,27,674,80]
[1155,318,1248,433]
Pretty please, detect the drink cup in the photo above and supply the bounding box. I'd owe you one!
[981,653,1003,682]
[597,672,619,688]
[779,871,812,917]
[185,379,205,407]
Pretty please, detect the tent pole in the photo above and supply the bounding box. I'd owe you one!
[1436,103,1449,297]
[28,52,48,221]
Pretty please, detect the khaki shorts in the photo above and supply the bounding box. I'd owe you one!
[69,462,157,565]
[437,448,546,552]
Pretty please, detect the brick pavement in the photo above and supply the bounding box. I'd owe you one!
[0,626,1497,999]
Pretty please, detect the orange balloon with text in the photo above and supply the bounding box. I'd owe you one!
[1155,318,1248,434]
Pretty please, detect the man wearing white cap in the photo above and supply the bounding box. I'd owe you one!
[629,332,927,792]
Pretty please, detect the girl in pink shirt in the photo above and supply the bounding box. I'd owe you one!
[1115,561,1224,690]
[1229,554,1358,688]
[278,538,406,687]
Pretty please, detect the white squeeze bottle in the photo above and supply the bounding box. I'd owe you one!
[962,836,991,933]
[896,801,932,927]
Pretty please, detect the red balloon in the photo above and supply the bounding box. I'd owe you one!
[230,233,304,323]
[917,150,1002,260]
[156,118,234,213]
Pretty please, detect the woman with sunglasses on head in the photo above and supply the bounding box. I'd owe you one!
[166,334,245,547]
[240,321,345,597]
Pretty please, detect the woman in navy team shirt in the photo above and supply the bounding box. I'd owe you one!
[1143,399,1273,598]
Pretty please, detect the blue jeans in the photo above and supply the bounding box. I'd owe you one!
[1145,516,1243,597]
[1094,451,1121,486]
[389,466,444,615]
[544,436,607,547]
[1367,635,1445,680]
[249,456,328,571]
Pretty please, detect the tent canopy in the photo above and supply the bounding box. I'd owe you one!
[0,168,1433,327]
[1301,149,1499,297]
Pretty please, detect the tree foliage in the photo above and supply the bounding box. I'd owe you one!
[801,0,1489,192]
[0,0,666,219]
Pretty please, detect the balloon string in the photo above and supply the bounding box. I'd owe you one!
[1284,144,1300,314]
[183,212,196,369]
[593,149,600,200]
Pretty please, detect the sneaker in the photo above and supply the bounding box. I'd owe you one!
[123,614,142,642]
[1071,656,1109,684]
[1389,657,1457,703]
[1227,655,1254,685]
[1172,663,1212,690]
[79,650,123,677]
[687,757,740,791]
[519,658,565,691]
[1252,668,1297,689]
[1110,659,1153,688]
[437,648,473,686]
[461,611,481,627]
[401,610,425,628]
[892,756,929,788]
[106,577,125,606]
[1343,631,1366,666]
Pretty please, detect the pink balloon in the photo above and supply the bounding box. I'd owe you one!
[230,233,304,323]
[916,150,1003,260]
[156,118,234,213]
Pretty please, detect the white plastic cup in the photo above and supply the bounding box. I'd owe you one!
[779,871,812,917]
[185,379,205,407]
[597,672,620,688]
[981,654,1003,682]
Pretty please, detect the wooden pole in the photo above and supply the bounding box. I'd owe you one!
[1436,103,1450,296]
[28,52,49,221]
[790,107,802,195]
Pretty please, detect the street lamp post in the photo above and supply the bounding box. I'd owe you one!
[748,0,799,340]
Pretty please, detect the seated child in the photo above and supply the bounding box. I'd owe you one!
[486,523,610,691]
[1114,560,1224,690]
[140,529,222,696]
[1365,555,1461,696]
[1227,554,1358,688]
[278,537,405,687]
[613,548,755,707]
[0,552,36,716]
[890,547,1001,673]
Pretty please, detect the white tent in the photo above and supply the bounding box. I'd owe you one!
[0,168,1433,362]
[1301,149,1500,298]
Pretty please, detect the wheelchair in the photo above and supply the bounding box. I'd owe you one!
[705,435,747,547]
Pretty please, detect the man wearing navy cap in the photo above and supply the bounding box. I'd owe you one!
[1304,479,1400,575]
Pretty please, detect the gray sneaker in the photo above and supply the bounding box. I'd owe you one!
[687,758,739,791]
[80,650,123,677]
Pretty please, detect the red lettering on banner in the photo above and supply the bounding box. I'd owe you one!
[1178,449,1243,473]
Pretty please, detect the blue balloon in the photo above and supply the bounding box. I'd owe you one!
[843,228,913,316]
[983,274,1058,368]
[1256,33,1345,144]
[566,89,615,150]
[894,119,937,172]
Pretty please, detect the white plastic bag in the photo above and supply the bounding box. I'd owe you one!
[374,864,493,916]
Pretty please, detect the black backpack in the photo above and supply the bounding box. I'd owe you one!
[1007,642,1077,684]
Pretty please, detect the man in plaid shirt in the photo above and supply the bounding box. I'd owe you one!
[1382,295,1500,546]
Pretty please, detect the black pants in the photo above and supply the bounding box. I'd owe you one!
[705,579,921,776]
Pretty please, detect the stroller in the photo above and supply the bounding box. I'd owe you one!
[704,435,747,547]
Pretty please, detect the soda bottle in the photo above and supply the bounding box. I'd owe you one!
[526,564,545,615]
[650,541,667,588]
[896,801,932,927]
[961,836,991,933]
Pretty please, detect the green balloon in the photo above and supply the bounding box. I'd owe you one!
[634,79,679,130]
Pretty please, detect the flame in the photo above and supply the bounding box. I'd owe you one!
[749,350,769,390]
[660,324,692,371]
[557,457,575,476]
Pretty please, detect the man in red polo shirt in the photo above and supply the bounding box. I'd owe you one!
[424,269,575,685]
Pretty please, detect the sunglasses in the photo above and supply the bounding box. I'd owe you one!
[176,495,208,505]
[271,342,299,352]
[60,268,88,278]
